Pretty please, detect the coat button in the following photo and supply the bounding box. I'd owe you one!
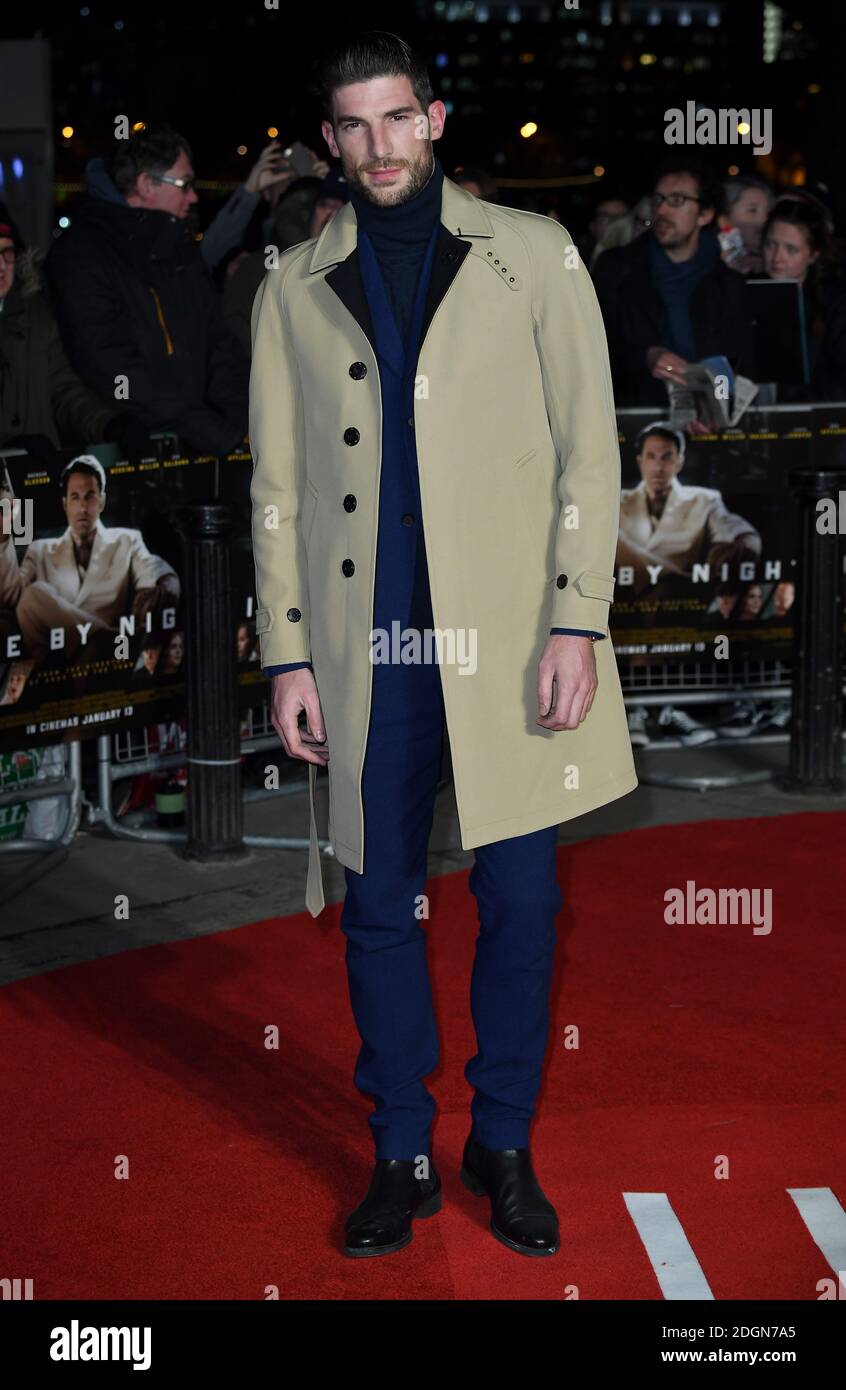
[556,574,568,589]
[287,607,302,622]
[343,494,357,512]
[407,416,414,428]
[343,427,360,446]
[349,361,367,379]
[341,558,355,577]
[401,513,414,526]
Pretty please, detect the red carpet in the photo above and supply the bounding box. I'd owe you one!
[1,811,844,1300]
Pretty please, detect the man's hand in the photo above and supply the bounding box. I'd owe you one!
[537,634,598,731]
[646,346,690,385]
[271,668,329,766]
[244,140,294,196]
[131,575,180,620]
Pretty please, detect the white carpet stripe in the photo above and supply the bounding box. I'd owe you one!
[624,1192,715,1300]
[787,1187,846,1286]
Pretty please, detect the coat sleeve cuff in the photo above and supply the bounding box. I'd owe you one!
[549,570,615,635]
[254,603,311,667]
[262,661,313,676]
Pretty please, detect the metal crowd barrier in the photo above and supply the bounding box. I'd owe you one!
[0,741,83,914]
[88,712,333,858]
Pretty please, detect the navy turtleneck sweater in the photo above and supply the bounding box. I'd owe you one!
[347,157,445,342]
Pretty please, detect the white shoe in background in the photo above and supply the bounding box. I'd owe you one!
[657,704,718,746]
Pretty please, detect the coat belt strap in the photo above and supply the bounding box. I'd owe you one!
[305,760,326,918]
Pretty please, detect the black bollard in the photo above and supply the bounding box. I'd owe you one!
[780,467,845,793]
[173,501,247,858]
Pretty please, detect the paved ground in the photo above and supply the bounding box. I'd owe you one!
[1,736,844,985]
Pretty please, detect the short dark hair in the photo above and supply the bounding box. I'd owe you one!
[634,423,686,459]
[60,455,106,497]
[107,124,191,197]
[653,155,721,216]
[317,30,434,125]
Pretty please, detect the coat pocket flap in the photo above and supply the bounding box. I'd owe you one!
[575,571,615,602]
[255,606,274,635]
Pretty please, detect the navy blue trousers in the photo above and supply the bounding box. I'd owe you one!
[338,643,563,1161]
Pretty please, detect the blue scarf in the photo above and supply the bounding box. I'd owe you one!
[649,226,719,361]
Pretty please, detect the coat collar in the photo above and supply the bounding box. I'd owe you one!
[307,174,494,275]
[315,176,492,367]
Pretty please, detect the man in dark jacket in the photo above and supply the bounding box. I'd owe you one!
[591,158,753,408]
[0,204,128,458]
[45,125,249,457]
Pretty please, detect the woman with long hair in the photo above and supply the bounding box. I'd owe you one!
[760,195,846,399]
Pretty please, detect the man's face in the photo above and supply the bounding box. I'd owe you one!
[129,148,198,219]
[651,172,713,253]
[0,236,16,297]
[322,75,446,208]
[636,435,683,497]
[590,199,627,240]
[310,196,344,237]
[62,472,105,539]
[143,646,161,673]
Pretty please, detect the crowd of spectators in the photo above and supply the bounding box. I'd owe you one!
[2,124,843,468]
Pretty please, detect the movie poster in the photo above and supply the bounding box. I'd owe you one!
[1,405,837,754]
[0,439,262,754]
[608,405,818,664]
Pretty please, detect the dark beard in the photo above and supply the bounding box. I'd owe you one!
[347,148,435,208]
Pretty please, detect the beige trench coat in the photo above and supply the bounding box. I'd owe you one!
[249,175,638,916]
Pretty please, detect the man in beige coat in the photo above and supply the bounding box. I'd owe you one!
[249,31,637,1259]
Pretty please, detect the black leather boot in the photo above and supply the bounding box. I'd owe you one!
[343,1157,442,1257]
[460,1133,559,1255]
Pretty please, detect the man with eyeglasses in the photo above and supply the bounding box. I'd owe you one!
[592,158,752,409]
[45,124,250,459]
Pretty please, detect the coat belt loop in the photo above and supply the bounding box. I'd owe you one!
[305,760,326,918]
